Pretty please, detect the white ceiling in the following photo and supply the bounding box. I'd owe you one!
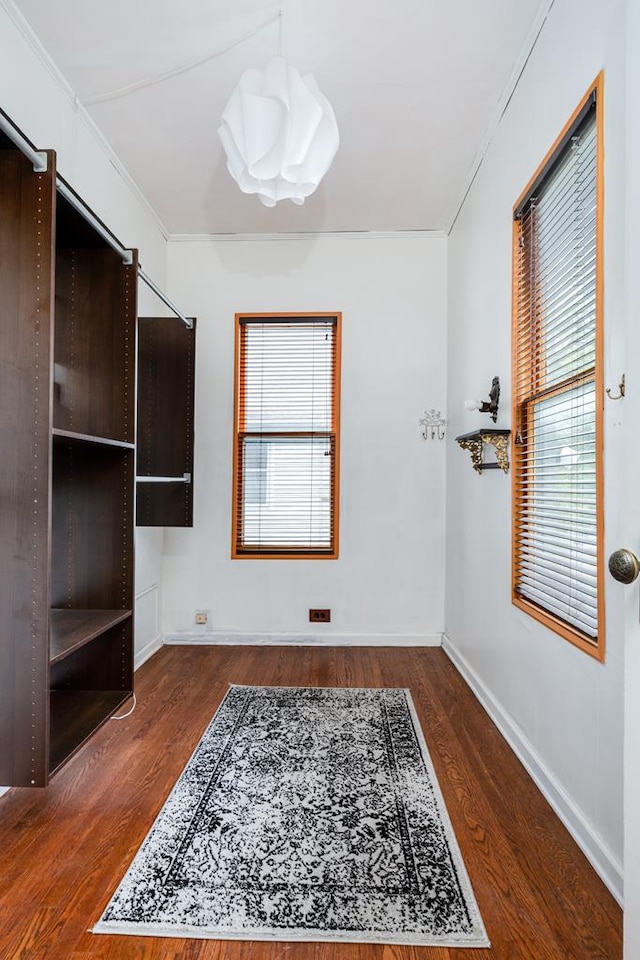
[13,0,545,236]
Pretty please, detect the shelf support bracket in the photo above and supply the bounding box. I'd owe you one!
[455,429,511,474]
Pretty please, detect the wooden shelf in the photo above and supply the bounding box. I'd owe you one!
[49,690,131,774]
[49,609,132,665]
[52,428,135,449]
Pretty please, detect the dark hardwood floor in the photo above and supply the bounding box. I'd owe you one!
[0,646,622,960]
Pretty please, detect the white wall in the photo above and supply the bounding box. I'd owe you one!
[444,0,625,900]
[0,0,170,663]
[163,235,447,644]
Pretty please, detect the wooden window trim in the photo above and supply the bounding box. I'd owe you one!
[231,312,341,560]
[511,72,605,662]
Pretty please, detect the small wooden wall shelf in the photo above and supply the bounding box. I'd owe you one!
[455,428,511,474]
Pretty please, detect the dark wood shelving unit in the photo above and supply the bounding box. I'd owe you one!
[0,131,138,787]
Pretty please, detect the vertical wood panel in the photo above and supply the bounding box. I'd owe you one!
[136,316,196,527]
[0,146,56,787]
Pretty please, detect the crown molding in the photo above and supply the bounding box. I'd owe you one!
[169,230,447,243]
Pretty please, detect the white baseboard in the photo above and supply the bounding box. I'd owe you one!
[442,634,624,906]
[134,633,163,671]
[0,787,9,799]
[164,631,443,647]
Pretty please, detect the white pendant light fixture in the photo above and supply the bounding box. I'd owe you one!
[218,52,339,207]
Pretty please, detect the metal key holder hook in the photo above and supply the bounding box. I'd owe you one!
[606,374,625,401]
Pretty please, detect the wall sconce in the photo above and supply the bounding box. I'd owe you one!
[464,376,501,423]
[420,409,446,440]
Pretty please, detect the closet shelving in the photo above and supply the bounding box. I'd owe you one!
[0,129,137,785]
[1,113,196,787]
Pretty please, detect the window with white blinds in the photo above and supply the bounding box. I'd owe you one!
[512,75,604,660]
[232,314,341,558]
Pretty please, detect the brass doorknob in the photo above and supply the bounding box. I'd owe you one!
[608,548,640,584]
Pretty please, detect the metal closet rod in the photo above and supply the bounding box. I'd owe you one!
[0,111,47,172]
[0,112,192,330]
[138,268,193,330]
[57,181,193,330]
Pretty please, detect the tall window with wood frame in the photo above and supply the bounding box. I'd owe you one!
[232,313,341,558]
[512,74,604,660]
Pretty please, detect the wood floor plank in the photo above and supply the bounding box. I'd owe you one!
[0,645,622,960]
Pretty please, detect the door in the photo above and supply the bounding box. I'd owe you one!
[622,0,640,953]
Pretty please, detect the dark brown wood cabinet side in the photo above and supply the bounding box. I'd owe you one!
[0,146,56,786]
[136,316,196,527]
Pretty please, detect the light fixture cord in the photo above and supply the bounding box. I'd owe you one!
[83,11,282,106]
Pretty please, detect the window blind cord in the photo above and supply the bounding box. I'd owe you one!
[309,329,317,548]
[83,11,282,106]
[576,133,591,607]
[570,136,581,596]
[258,326,266,549]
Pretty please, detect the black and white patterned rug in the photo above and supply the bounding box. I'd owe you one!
[94,685,489,946]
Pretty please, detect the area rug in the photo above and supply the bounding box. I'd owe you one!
[93,685,489,946]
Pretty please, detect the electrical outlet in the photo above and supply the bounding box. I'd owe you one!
[309,608,331,623]
[195,611,208,625]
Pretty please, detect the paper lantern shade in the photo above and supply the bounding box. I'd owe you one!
[218,57,339,207]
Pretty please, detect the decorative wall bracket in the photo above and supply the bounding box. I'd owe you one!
[455,428,511,474]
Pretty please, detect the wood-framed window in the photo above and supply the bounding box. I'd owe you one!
[232,313,341,559]
[512,73,605,660]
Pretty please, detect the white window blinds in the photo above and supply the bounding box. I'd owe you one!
[233,315,340,557]
[513,83,604,657]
